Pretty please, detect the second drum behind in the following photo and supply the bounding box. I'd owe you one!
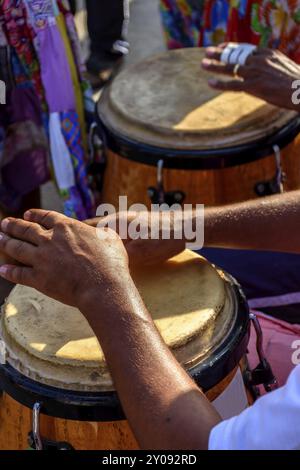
[97,48,300,207]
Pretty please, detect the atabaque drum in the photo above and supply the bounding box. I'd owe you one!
[0,250,259,450]
[97,48,300,208]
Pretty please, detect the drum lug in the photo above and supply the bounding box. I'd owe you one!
[147,187,185,205]
[254,145,286,197]
[245,314,278,394]
[28,432,75,451]
[148,159,185,205]
[28,402,74,450]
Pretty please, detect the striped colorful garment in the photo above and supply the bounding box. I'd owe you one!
[160,0,300,63]
[0,0,95,219]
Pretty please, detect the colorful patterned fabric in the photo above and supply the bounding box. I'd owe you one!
[56,12,87,151]
[1,1,46,103]
[23,0,56,30]
[0,1,96,219]
[60,110,94,219]
[57,1,86,79]
[160,0,300,63]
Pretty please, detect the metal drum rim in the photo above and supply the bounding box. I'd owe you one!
[96,114,300,170]
[0,274,250,422]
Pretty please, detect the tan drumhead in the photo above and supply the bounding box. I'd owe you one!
[1,250,236,391]
[98,48,297,150]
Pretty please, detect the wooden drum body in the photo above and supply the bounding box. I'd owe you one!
[0,251,254,450]
[97,49,300,207]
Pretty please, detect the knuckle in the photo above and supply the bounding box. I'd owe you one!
[13,239,24,258]
[41,211,52,222]
[55,220,68,231]
[22,223,33,239]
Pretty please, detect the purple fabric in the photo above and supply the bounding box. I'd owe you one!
[2,148,49,195]
[9,87,43,126]
[38,24,76,112]
[0,86,49,210]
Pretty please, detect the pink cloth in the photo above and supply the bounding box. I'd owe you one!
[248,311,300,390]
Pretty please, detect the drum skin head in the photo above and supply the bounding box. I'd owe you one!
[98,48,297,150]
[0,250,236,392]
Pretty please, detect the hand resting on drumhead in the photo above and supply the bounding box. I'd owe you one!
[1,206,300,449]
[0,209,221,450]
[0,209,130,309]
[85,210,186,266]
[201,44,300,111]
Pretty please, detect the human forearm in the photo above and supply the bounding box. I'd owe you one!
[200,191,300,254]
[81,277,220,450]
[87,191,300,265]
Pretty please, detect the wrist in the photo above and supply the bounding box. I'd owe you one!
[81,272,152,341]
[77,265,133,316]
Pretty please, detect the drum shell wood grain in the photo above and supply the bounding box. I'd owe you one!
[102,134,300,208]
[0,362,249,450]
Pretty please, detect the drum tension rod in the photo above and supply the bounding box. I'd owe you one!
[28,402,74,451]
[31,402,43,450]
[254,145,286,197]
[245,314,278,394]
[147,159,185,205]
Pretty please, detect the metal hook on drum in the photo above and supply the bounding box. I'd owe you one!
[28,402,75,450]
[147,159,185,205]
[254,145,286,197]
[244,313,278,396]
[32,402,43,450]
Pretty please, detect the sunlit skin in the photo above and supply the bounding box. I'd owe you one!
[86,190,300,265]
[201,44,300,112]
[0,209,220,450]
[0,44,300,449]
[0,190,300,448]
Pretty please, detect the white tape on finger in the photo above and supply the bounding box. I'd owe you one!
[238,44,257,65]
[220,42,239,64]
[228,46,244,64]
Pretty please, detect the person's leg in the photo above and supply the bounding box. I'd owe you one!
[85,0,129,86]
[69,0,76,16]
[86,0,125,55]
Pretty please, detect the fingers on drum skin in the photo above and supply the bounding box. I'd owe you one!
[24,209,67,229]
[0,234,35,265]
[1,218,44,246]
[0,265,34,286]
[205,46,224,61]
[202,58,236,76]
[205,43,228,60]
[208,78,245,92]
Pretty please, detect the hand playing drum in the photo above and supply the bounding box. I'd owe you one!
[202,43,300,112]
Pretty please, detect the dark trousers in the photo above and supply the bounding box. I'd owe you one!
[69,0,76,15]
[86,0,125,54]
[68,1,125,54]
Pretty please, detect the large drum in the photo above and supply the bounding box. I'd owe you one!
[0,251,269,450]
[97,48,300,208]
